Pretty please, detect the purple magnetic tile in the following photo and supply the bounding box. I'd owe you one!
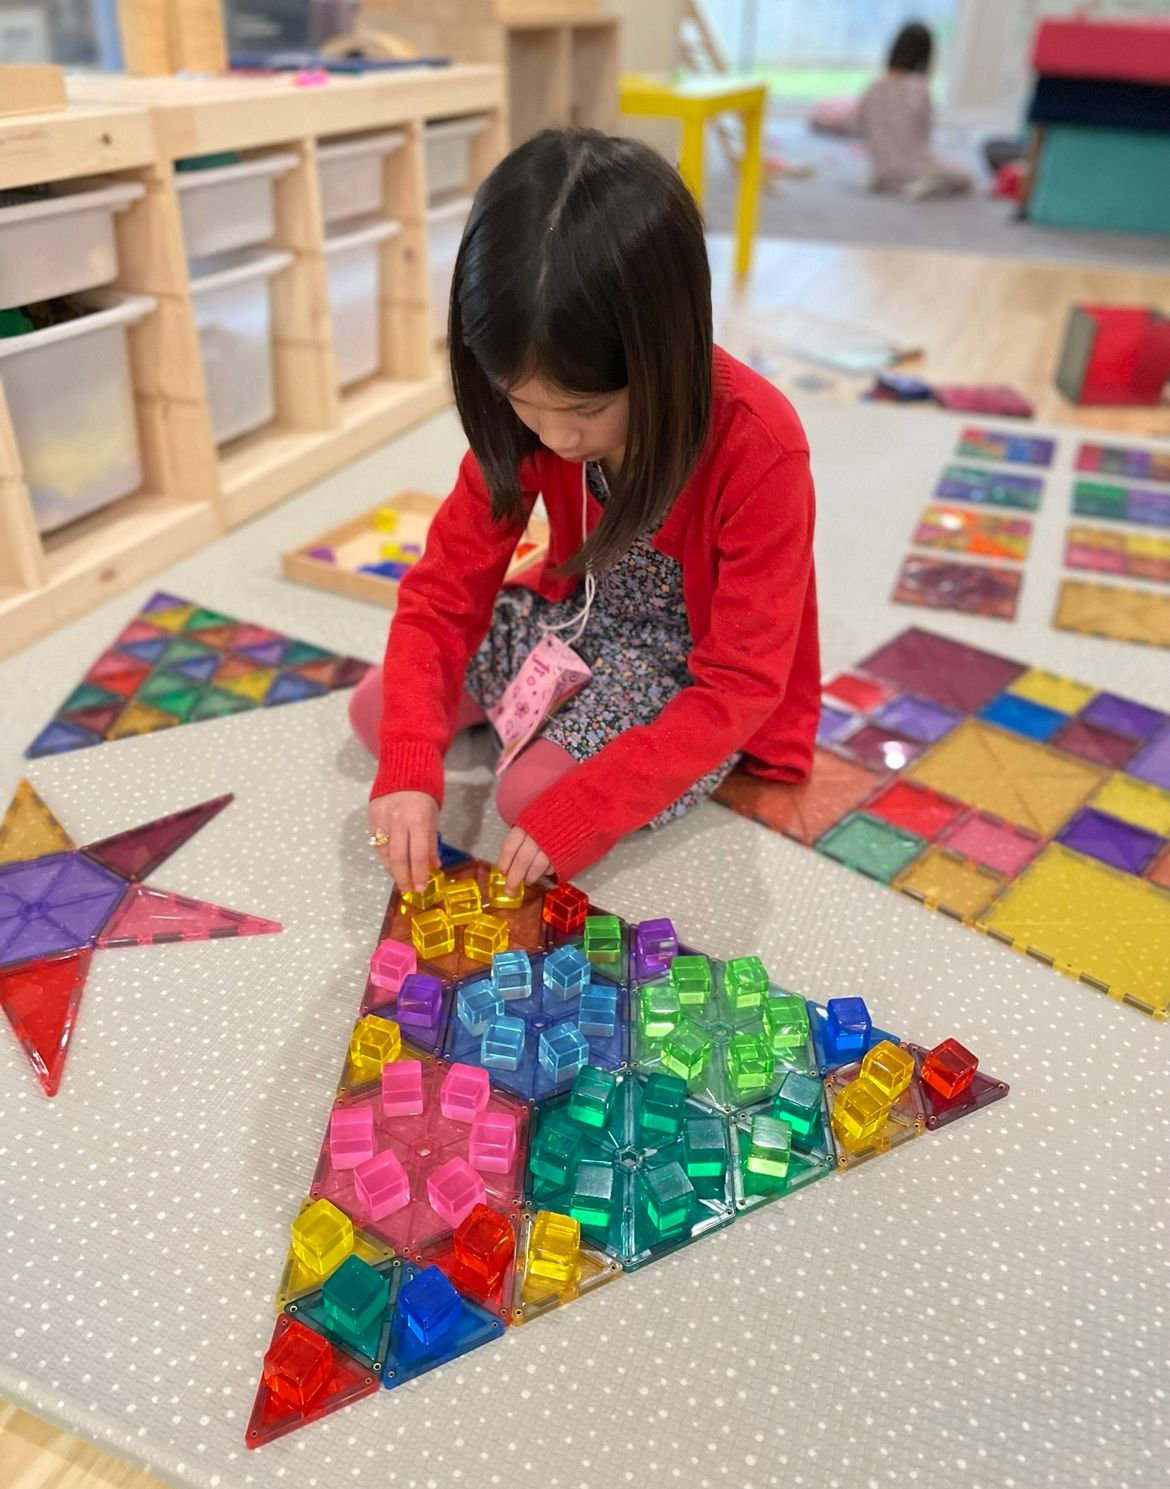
[856,628,1027,713]
[872,693,961,744]
[0,852,130,967]
[1079,693,1166,742]
[1058,809,1163,875]
[45,885,128,942]
[141,592,190,614]
[1127,727,1170,791]
[236,639,288,667]
[0,857,67,903]
[840,723,923,773]
[817,704,856,744]
[47,854,128,906]
[0,916,83,966]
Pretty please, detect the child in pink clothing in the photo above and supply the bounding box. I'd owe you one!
[857,22,972,200]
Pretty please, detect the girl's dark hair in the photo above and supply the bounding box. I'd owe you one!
[888,21,933,73]
[449,128,712,573]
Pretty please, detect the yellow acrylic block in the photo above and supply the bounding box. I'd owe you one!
[403,869,447,911]
[487,868,525,909]
[411,908,455,958]
[443,878,483,925]
[291,1198,354,1278]
[528,1210,580,1286]
[830,1078,889,1154]
[464,913,509,963]
[373,506,399,533]
[859,1040,914,1102]
[349,1015,401,1079]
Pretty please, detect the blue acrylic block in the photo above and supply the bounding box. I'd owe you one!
[578,982,618,1039]
[457,980,504,1036]
[396,1264,461,1350]
[481,1015,526,1070]
[491,949,532,1002]
[825,997,871,1056]
[537,1023,590,1081]
[543,945,592,1001]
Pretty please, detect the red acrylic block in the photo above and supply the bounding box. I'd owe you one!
[247,1315,378,1448]
[542,882,589,936]
[921,1038,978,1100]
[451,1204,516,1294]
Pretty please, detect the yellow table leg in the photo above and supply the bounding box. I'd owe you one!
[735,100,764,278]
[677,117,706,207]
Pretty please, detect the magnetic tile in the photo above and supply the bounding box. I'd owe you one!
[1065,525,1170,585]
[0,852,129,968]
[934,465,1044,511]
[510,1211,622,1325]
[815,813,926,884]
[730,1100,834,1214]
[24,721,101,758]
[82,795,233,881]
[97,884,282,947]
[894,847,1004,922]
[864,779,965,840]
[908,719,1105,837]
[713,750,885,847]
[822,672,891,713]
[980,845,1170,1018]
[1147,847,1170,891]
[1080,693,1167,742]
[816,703,856,745]
[1075,442,1170,485]
[903,1044,1010,1133]
[1054,580,1170,650]
[1051,720,1137,771]
[892,555,1022,621]
[838,722,924,773]
[956,426,1055,467]
[107,701,182,740]
[823,1060,927,1170]
[856,628,1027,712]
[871,693,962,744]
[0,778,75,865]
[273,1200,397,1312]
[939,813,1043,878]
[912,504,1032,561]
[977,693,1068,742]
[1006,669,1097,717]
[1127,726,1170,791]
[1089,776,1170,838]
[245,1314,379,1449]
[1057,809,1162,876]
[0,949,92,1097]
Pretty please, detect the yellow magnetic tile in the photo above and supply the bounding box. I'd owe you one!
[1090,775,1170,837]
[107,700,181,739]
[1007,669,1097,716]
[1128,533,1170,561]
[216,668,278,703]
[908,719,1105,837]
[0,778,75,865]
[1055,580,1170,649]
[895,847,1004,922]
[142,604,196,633]
[979,845,1170,1018]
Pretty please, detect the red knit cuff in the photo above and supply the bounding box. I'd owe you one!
[370,742,446,805]
[515,798,598,881]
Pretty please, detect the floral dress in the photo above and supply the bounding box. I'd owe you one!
[464,463,740,828]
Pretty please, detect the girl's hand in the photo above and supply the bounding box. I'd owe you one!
[369,791,439,896]
[498,826,551,893]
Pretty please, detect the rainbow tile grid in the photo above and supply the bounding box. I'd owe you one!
[892,555,1022,620]
[955,426,1055,468]
[715,625,1170,1019]
[1076,441,1170,486]
[247,851,1009,1448]
[912,505,1032,563]
[1054,579,1170,650]
[26,592,371,759]
[934,464,1045,512]
[1065,525,1170,585]
[1072,479,1170,532]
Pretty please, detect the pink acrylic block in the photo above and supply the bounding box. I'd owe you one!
[426,1156,485,1228]
[329,1105,375,1169]
[354,1150,410,1221]
[369,938,417,994]
[467,1111,518,1174]
[439,1063,491,1123]
[382,1058,424,1117]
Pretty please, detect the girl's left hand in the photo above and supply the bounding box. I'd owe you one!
[498,826,551,893]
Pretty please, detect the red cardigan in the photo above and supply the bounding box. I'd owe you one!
[372,346,820,878]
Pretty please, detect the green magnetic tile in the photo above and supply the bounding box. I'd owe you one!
[815,813,927,883]
[160,637,217,667]
[60,682,122,713]
[190,687,258,720]
[282,641,333,666]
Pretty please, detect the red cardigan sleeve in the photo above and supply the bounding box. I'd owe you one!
[515,449,814,877]
[371,450,533,805]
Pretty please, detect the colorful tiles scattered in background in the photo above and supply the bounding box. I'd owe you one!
[955,426,1055,468]
[1054,580,1170,650]
[1076,442,1170,486]
[1065,525,1170,584]
[913,505,1032,562]
[935,464,1045,511]
[1071,479,1170,531]
[893,556,1022,621]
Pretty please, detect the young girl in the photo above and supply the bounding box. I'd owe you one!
[856,22,972,200]
[350,129,820,896]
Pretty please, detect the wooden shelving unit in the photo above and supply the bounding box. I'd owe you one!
[0,64,506,657]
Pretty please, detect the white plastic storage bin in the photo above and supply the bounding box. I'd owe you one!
[424,116,490,203]
[317,131,405,225]
[324,218,402,389]
[0,180,145,310]
[188,248,293,445]
[427,197,471,342]
[174,153,298,260]
[0,290,156,533]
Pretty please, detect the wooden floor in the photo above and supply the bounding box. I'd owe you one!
[3,232,1168,1489]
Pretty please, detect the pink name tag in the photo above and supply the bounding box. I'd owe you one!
[488,634,592,776]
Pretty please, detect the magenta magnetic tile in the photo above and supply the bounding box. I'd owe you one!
[839,723,924,773]
[817,703,857,745]
[893,556,1022,621]
[1127,727,1170,792]
[855,628,1027,714]
[1052,720,1136,770]
[872,694,962,744]
[941,813,1044,878]
[1057,808,1163,875]
[1079,693,1167,742]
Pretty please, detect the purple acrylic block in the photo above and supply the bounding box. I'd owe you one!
[872,693,962,744]
[1126,727,1170,792]
[633,918,678,981]
[397,972,443,1028]
[307,545,336,563]
[1079,694,1166,742]
[817,703,856,745]
[1058,809,1163,876]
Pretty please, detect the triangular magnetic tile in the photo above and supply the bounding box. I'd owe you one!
[216,669,278,704]
[512,1212,622,1326]
[184,624,238,651]
[60,704,123,737]
[117,637,170,664]
[822,1059,927,1170]
[380,1260,506,1390]
[24,721,101,759]
[417,1214,520,1325]
[213,654,262,682]
[904,1043,1011,1131]
[115,618,170,646]
[97,883,282,947]
[144,604,197,633]
[281,641,332,667]
[107,701,182,740]
[245,1314,379,1449]
[730,1101,835,1215]
[168,654,221,685]
[231,623,280,650]
[140,591,191,615]
[183,606,234,633]
[283,1261,397,1375]
[292,659,340,688]
[0,949,92,1096]
[808,1003,903,1077]
[82,794,233,882]
[139,685,201,722]
[237,639,289,667]
[159,637,217,668]
[265,672,329,707]
[190,688,256,721]
[0,780,76,865]
[86,653,152,692]
[59,682,123,713]
[331,657,372,690]
[274,1201,397,1313]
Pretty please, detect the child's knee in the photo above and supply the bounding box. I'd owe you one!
[496,739,576,825]
[348,665,383,757]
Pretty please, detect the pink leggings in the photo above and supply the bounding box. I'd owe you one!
[348,664,575,825]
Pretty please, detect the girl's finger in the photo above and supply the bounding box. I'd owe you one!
[506,838,535,893]
[497,827,523,877]
[388,826,411,894]
[407,823,430,894]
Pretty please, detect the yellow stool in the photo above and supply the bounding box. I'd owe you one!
[619,74,767,279]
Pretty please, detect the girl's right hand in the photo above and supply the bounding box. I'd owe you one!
[369,791,439,896]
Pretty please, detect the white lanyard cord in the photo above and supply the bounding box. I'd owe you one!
[541,461,596,648]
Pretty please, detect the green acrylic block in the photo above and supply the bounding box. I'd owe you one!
[815,812,926,884]
[723,956,769,1012]
[683,1114,729,1186]
[660,1018,713,1083]
[763,992,810,1053]
[727,1031,774,1101]
[773,1069,823,1139]
[529,1119,583,1188]
[640,1160,694,1236]
[669,954,712,1008]
[640,982,680,1040]
[569,1159,618,1228]
[321,1255,389,1347]
[638,1072,687,1141]
[567,1066,618,1130]
[583,914,622,967]
[746,1114,792,1182]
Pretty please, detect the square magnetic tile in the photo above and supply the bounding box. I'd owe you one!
[1006,669,1097,717]
[1127,727,1170,791]
[817,703,857,745]
[864,780,965,840]
[856,628,1027,713]
[1079,693,1167,743]
[977,693,1068,743]
[979,845,1170,1018]
[1147,847,1170,891]
[822,672,891,714]
[871,694,962,744]
[912,504,1032,561]
[895,848,1004,922]
[940,813,1044,879]
[1051,720,1137,771]
[1058,809,1163,876]
[892,555,1022,621]
[1054,580,1170,650]
[815,813,926,884]
[908,719,1105,838]
[1090,776,1170,838]
[713,750,886,848]
[838,723,924,773]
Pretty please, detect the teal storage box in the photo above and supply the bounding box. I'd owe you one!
[1029,125,1170,237]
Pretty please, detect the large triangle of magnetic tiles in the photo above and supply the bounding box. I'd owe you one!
[25,592,371,759]
[248,844,1008,1449]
